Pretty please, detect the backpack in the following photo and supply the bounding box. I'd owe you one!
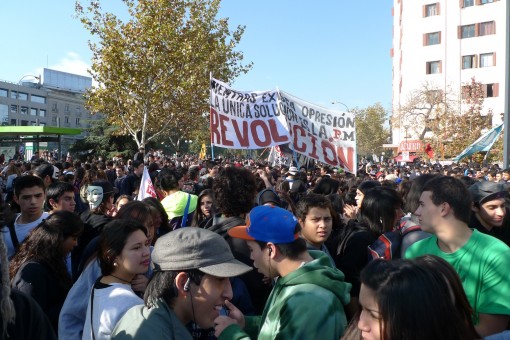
[368,219,421,260]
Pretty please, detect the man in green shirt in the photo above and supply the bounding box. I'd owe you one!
[405,176,510,337]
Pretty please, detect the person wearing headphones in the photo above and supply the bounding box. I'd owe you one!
[111,227,251,339]
[214,205,351,339]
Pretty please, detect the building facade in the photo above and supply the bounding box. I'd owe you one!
[391,0,507,147]
[0,68,101,156]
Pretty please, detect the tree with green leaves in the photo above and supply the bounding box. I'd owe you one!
[391,78,492,159]
[446,77,492,157]
[391,81,458,141]
[354,103,390,157]
[69,118,139,159]
[75,0,252,149]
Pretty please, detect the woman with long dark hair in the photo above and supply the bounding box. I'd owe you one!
[335,186,404,320]
[342,257,479,340]
[82,219,149,340]
[191,189,215,228]
[9,211,83,332]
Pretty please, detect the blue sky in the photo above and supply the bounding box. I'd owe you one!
[1,1,393,113]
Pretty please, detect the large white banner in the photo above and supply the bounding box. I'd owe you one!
[210,78,357,173]
[210,78,289,148]
[278,90,356,173]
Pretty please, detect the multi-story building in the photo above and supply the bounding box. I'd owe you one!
[0,68,101,156]
[391,0,507,148]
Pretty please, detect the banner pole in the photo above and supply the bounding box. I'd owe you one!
[209,72,215,160]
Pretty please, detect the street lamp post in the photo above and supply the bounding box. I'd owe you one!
[331,100,350,113]
[17,75,41,160]
[17,74,41,120]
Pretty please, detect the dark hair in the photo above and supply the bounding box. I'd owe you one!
[359,186,403,234]
[98,219,147,276]
[115,194,133,207]
[188,166,200,181]
[404,174,439,215]
[143,197,170,235]
[9,211,84,288]
[191,189,214,227]
[357,180,381,194]
[157,169,180,191]
[116,201,157,242]
[213,167,257,217]
[422,176,471,224]
[413,255,479,338]
[33,164,56,182]
[144,269,204,309]
[295,193,333,221]
[132,159,143,169]
[254,224,307,260]
[45,181,75,211]
[360,259,479,340]
[13,175,45,197]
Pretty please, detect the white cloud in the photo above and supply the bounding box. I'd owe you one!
[34,52,92,79]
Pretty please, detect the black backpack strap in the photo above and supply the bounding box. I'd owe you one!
[7,220,19,252]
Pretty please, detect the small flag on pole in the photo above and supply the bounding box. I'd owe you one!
[137,166,157,200]
[199,143,206,160]
[453,124,504,162]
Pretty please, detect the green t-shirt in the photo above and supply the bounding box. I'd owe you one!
[405,229,510,324]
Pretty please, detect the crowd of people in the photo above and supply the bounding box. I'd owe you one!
[0,148,510,339]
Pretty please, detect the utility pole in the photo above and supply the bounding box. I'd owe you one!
[504,1,510,168]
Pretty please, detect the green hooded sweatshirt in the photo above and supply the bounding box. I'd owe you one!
[219,250,351,340]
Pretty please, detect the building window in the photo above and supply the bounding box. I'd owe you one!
[30,108,38,116]
[426,61,441,74]
[64,104,70,113]
[480,0,494,4]
[76,117,80,125]
[64,116,69,124]
[40,109,46,117]
[463,0,474,7]
[0,89,7,97]
[11,91,28,100]
[20,120,28,126]
[0,104,8,126]
[460,24,475,38]
[479,21,495,36]
[483,83,499,98]
[424,32,441,45]
[425,3,438,17]
[39,122,46,126]
[462,55,476,69]
[10,119,16,125]
[20,106,28,115]
[52,102,58,112]
[10,105,17,114]
[480,53,495,67]
[31,95,46,104]
[52,116,57,123]
[30,121,37,126]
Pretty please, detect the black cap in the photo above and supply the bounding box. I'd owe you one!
[469,181,508,205]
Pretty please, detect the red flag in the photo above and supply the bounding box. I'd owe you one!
[425,144,435,159]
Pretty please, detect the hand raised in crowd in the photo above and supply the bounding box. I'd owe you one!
[343,204,358,221]
[214,300,245,337]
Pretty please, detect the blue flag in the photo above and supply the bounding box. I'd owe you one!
[453,124,504,162]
